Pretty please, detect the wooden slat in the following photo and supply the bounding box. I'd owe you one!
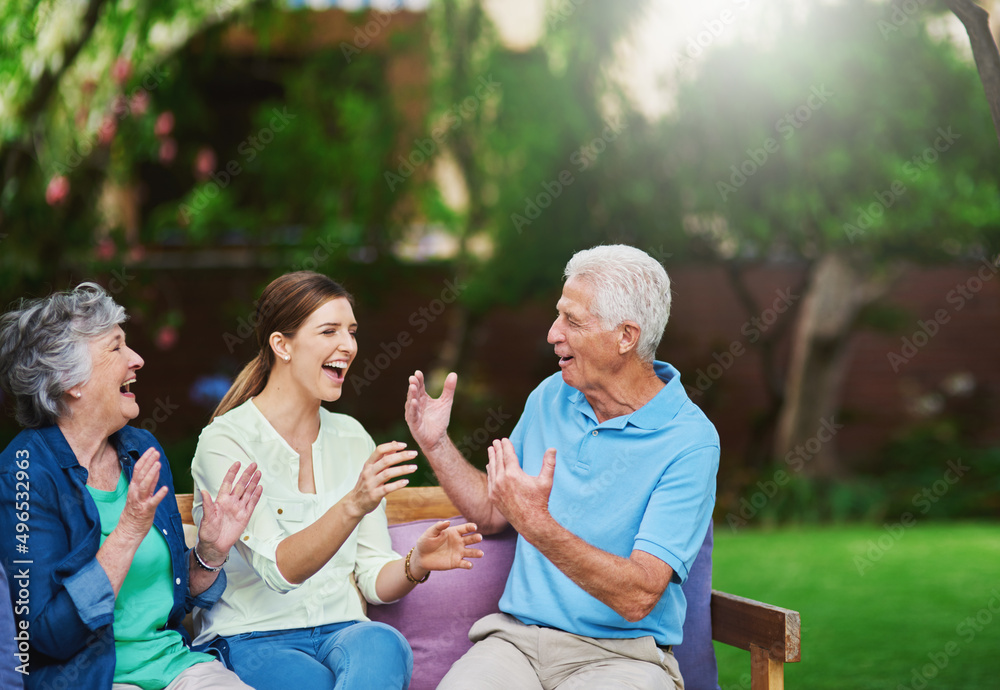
[177,493,194,525]
[175,487,460,526]
[711,590,801,662]
[751,643,785,690]
[384,486,459,524]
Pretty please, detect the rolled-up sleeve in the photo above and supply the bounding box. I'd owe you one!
[353,499,402,605]
[0,478,114,661]
[191,429,299,594]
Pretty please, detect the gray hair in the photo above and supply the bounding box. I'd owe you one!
[564,245,671,363]
[0,283,126,428]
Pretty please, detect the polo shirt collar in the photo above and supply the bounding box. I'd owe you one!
[566,360,687,430]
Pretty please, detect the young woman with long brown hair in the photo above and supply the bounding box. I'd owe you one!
[189,271,483,690]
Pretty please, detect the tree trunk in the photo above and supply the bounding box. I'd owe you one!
[773,253,890,478]
[944,0,1000,151]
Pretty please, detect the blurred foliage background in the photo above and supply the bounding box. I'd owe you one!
[2,0,999,520]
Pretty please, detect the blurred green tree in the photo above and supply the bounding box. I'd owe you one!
[669,0,1000,476]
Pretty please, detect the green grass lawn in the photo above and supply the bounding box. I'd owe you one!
[711,522,1000,690]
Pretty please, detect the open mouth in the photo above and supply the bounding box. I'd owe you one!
[120,377,136,395]
[558,356,574,367]
[323,361,348,382]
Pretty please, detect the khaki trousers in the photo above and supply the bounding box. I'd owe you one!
[438,613,684,690]
[112,659,252,690]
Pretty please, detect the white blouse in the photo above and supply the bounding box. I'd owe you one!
[190,399,400,645]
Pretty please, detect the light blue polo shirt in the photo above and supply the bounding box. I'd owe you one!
[498,361,719,646]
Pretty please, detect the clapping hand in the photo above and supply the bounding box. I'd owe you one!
[197,461,262,566]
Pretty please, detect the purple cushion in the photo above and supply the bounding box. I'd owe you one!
[368,518,717,690]
[676,520,719,690]
[368,518,517,690]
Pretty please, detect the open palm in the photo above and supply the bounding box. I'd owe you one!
[198,461,262,554]
[405,370,457,451]
[414,520,483,571]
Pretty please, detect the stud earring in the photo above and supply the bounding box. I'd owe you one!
[74,392,82,399]
[283,355,290,362]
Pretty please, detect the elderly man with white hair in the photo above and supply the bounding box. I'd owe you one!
[405,244,719,689]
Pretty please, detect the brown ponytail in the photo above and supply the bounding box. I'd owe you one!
[210,271,353,421]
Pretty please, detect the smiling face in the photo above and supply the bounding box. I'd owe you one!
[74,325,145,433]
[280,297,358,403]
[546,276,622,394]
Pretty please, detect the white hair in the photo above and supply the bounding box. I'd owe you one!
[564,245,671,363]
[0,283,126,427]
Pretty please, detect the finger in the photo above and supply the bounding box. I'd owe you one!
[486,446,495,498]
[139,461,162,498]
[133,448,159,485]
[371,441,410,464]
[240,469,262,499]
[373,449,419,472]
[375,463,417,484]
[200,489,214,516]
[464,548,484,559]
[149,484,169,508]
[440,371,458,403]
[491,441,506,481]
[539,448,557,484]
[243,484,264,516]
[218,461,241,496]
[433,520,452,532]
[380,478,410,495]
[499,438,519,470]
[457,523,479,536]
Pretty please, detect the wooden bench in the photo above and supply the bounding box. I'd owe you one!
[177,488,801,690]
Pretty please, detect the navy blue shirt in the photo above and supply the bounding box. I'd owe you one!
[0,425,226,689]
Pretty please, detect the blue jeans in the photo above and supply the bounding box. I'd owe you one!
[218,621,412,690]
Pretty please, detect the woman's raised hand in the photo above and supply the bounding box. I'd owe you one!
[347,441,418,517]
[412,521,483,572]
[197,461,263,565]
[118,447,170,543]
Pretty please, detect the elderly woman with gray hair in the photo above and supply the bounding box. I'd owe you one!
[0,283,262,690]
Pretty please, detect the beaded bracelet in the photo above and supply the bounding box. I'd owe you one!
[193,545,229,572]
[404,547,429,584]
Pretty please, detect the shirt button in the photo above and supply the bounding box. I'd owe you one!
[162,528,168,535]
[243,536,250,542]
[277,508,283,515]
[175,578,181,585]
[592,430,599,436]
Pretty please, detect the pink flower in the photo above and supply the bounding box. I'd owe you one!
[129,90,150,116]
[159,138,177,164]
[98,116,117,146]
[95,238,116,261]
[45,176,70,206]
[155,325,178,351]
[193,147,216,182]
[154,111,174,138]
[112,58,132,86]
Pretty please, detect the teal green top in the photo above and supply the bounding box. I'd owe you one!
[87,473,212,689]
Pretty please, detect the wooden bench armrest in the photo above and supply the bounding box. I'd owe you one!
[175,487,802,689]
